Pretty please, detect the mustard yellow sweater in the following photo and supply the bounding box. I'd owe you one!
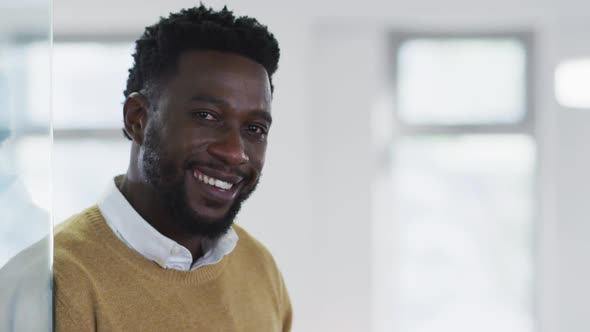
[54,206,292,331]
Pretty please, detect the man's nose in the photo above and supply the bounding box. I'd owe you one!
[207,128,249,166]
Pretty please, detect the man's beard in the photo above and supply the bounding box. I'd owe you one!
[141,125,258,240]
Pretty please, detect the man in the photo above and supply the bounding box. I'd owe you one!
[54,5,292,331]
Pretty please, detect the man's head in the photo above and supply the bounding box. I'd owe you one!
[122,5,279,239]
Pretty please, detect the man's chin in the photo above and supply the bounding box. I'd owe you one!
[187,198,233,218]
[174,201,242,239]
[159,177,252,239]
[177,214,234,239]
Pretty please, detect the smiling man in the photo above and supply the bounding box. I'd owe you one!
[53,5,291,331]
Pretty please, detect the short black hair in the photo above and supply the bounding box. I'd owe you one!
[123,4,280,140]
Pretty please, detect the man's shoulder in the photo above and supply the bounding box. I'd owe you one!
[229,223,290,320]
[231,224,280,268]
[54,205,104,245]
[54,205,108,277]
[232,224,268,252]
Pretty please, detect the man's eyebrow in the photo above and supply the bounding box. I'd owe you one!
[189,95,230,107]
[252,111,273,125]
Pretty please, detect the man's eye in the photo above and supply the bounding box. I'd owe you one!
[247,125,267,136]
[193,111,216,121]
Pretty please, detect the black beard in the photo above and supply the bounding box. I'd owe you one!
[141,124,258,240]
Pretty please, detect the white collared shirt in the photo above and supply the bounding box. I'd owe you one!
[97,177,238,271]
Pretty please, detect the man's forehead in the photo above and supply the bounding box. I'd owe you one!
[167,50,272,104]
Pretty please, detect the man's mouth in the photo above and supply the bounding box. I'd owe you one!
[191,168,243,192]
[193,171,233,190]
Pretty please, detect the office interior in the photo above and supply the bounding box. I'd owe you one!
[1,0,589,331]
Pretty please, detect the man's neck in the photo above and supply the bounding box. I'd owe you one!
[117,173,204,261]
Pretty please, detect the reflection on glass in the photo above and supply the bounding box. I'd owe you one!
[397,38,526,125]
[52,138,129,224]
[48,42,133,129]
[391,135,534,332]
[0,1,52,331]
[37,41,134,224]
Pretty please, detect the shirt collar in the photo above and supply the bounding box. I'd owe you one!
[97,175,238,271]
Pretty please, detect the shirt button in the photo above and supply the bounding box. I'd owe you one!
[171,246,181,255]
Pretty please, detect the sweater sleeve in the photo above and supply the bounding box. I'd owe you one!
[54,294,95,332]
[53,268,97,331]
[279,270,293,332]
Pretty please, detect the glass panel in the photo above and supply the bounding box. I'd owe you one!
[555,58,590,109]
[52,138,129,224]
[28,42,134,129]
[397,38,526,125]
[390,135,534,332]
[0,0,53,331]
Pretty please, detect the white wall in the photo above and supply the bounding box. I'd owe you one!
[539,18,590,332]
[53,1,590,331]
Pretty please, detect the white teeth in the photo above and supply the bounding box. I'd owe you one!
[193,171,233,190]
[215,179,233,190]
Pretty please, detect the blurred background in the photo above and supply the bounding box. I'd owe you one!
[2,0,590,331]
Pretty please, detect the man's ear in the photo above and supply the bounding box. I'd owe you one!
[123,92,150,145]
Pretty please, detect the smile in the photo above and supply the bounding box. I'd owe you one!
[192,169,239,191]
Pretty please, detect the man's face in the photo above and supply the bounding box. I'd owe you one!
[139,50,272,239]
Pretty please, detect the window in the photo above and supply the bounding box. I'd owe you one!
[374,33,535,332]
[397,38,527,125]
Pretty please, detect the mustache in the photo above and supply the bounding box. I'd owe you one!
[185,160,250,179]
